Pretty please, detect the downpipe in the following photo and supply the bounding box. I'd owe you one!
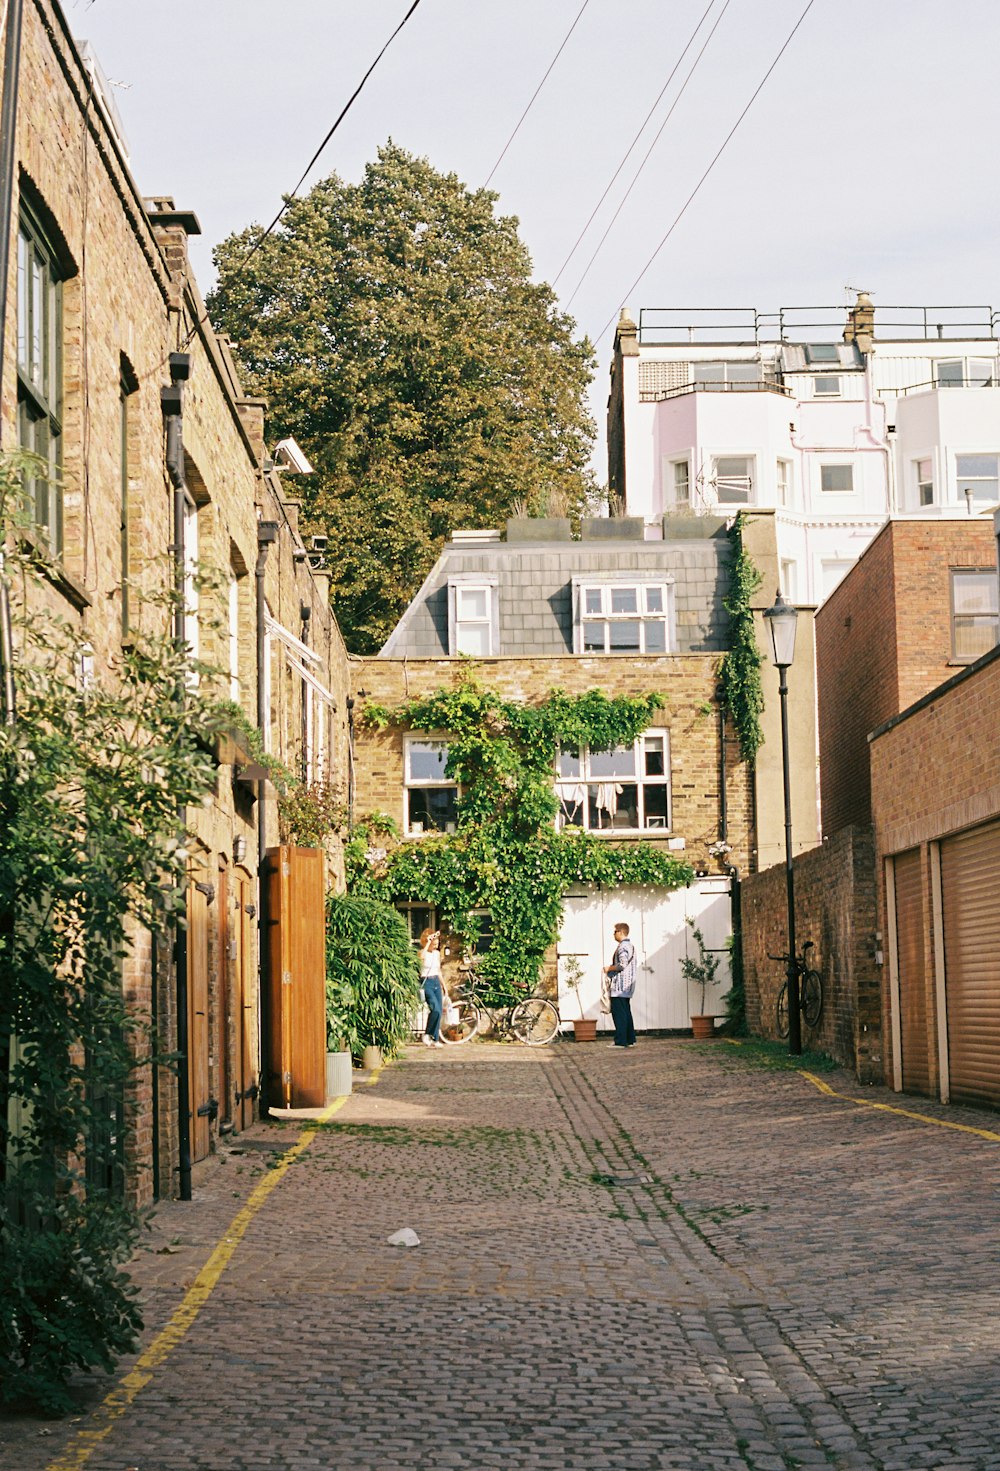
[162,354,192,1200]
[254,520,278,1116]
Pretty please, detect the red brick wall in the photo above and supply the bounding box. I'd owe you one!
[816,519,996,837]
[741,827,881,1081]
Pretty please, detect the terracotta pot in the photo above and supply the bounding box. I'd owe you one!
[690,1015,716,1040]
[573,1018,598,1042]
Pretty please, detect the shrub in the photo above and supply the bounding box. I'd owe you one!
[325,895,420,1058]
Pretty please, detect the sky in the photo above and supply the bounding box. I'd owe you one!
[68,0,1000,480]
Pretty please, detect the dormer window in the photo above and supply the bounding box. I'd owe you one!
[813,376,841,397]
[575,582,671,655]
[448,578,498,656]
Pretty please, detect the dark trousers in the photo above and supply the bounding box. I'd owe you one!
[423,977,443,1041]
[610,995,635,1047]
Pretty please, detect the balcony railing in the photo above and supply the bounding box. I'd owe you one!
[637,305,1000,345]
[639,379,792,404]
[894,376,999,396]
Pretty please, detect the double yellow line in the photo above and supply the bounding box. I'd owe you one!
[48,1075,376,1471]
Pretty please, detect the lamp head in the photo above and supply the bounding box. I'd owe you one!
[763,589,798,668]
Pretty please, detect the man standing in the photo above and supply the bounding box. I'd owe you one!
[603,921,637,1049]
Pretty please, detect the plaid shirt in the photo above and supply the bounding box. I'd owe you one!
[607,938,637,998]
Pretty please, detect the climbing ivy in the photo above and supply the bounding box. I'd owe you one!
[718,513,764,763]
[350,679,694,998]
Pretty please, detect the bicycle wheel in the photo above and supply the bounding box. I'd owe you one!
[776,981,790,1040]
[801,969,823,1029]
[511,998,559,1046]
[440,1000,481,1045]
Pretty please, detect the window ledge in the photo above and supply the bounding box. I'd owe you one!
[19,531,91,610]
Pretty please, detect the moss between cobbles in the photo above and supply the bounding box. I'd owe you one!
[306,1120,540,1149]
[696,1038,838,1072]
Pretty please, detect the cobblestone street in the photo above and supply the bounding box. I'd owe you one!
[5,1039,1000,1471]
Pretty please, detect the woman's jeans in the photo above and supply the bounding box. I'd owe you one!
[423,977,443,1041]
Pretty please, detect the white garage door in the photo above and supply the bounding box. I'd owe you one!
[557,879,732,1032]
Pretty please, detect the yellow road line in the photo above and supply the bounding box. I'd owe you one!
[799,1070,1000,1143]
[47,1067,383,1471]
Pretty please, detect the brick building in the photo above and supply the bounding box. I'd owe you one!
[816,517,998,835]
[353,516,758,1031]
[871,643,1000,1109]
[1,2,349,1203]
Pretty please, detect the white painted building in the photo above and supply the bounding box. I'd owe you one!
[608,299,1000,603]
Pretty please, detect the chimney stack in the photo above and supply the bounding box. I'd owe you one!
[843,291,875,352]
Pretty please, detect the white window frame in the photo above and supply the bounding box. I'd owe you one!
[573,579,673,655]
[661,455,689,506]
[555,729,671,835]
[950,568,1000,662]
[820,462,854,495]
[404,735,459,837]
[228,573,241,702]
[780,559,797,599]
[813,376,841,397]
[712,454,754,505]
[183,494,200,684]
[448,576,499,657]
[776,459,792,507]
[937,357,997,388]
[954,452,1000,506]
[915,455,934,507]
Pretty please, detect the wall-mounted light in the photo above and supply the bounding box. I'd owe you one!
[233,834,247,864]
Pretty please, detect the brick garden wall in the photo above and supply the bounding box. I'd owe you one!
[741,827,882,1082]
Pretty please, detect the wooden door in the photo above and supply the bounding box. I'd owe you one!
[265,846,326,1109]
[235,869,256,1130]
[941,821,1000,1107]
[187,877,211,1162]
[216,862,233,1131]
[893,848,930,1096]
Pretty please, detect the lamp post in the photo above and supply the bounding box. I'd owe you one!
[763,590,801,1056]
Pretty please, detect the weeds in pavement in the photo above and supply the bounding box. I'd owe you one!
[694,1038,838,1072]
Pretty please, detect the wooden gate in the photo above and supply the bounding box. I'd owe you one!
[941,820,1000,1108]
[235,868,257,1130]
[265,846,326,1109]
[891,848,931,1096]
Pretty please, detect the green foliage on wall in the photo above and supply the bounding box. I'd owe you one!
[349,679,694,998]
[0,459,232,1411]
[718,513,764,763]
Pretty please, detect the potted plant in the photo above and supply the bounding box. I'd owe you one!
[326,894,421,1064]
[681,918,721,1039]
[561,953,597,1042]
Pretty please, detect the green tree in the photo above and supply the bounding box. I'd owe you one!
[208,142,597,652]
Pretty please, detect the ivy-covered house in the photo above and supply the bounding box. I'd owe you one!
[350,515,770,1031]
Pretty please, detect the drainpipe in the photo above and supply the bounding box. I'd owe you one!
[299,602,311,781]
[346,695,355,830]
[162,352,192,1202]
[255,519,278,1116]
[0,0,24,728]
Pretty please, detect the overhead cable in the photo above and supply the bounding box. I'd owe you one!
[235,0,425,269]
[484,0,591,188]
[595,0,819,342]
[551,0,717,289]
[565,0,734,308]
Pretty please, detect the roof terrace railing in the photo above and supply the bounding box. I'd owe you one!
[638,379,792,403]
[637,305,1000,345]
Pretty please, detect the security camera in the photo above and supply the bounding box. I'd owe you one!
[272,437,314,474]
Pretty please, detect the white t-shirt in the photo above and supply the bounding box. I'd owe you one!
[420,948,442,980]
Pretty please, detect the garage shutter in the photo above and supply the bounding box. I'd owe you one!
[941,821,1000,1108]
[893,848,930,1096]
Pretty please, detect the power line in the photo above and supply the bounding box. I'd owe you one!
[595,0,820,342]
[237,0,425,270]
[143,0,424,386]
[484,0,591,188]
[565,0,734,308]
[551,0,717,290]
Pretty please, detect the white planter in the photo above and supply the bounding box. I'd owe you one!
[326,1050,353,1101]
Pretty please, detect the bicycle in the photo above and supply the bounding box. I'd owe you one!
[442,971,560,1046]
[769,940,824,1039]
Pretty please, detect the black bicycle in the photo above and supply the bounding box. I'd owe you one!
[444,969,560,1046]
[769,939,824,1039]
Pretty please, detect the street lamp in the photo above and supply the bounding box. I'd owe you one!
[763,590,801,1055]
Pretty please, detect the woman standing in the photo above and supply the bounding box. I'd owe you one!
[418,929,447,1048]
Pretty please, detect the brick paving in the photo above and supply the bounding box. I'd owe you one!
[4,1039,1000,1471]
